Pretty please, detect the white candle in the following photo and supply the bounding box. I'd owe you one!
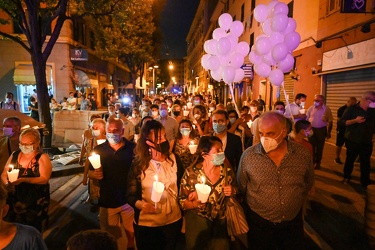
[299,109,306,114]
[188,141,197,154]
[97,139,106,145]
[151,175,165,208]
[88,152,101,169]
[183,110,190,117]
[187,102,192,109]
[247,120,253,129]
[7,164,19,183]
[195,176,211,203]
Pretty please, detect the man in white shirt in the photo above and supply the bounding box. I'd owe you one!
[284,93,307,122]
[155,103,178,150]
[67,92,76,110]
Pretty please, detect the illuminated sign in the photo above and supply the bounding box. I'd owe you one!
[70,49,88,61]
[341,0,367,13]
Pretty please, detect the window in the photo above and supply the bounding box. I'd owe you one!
[327,0,340,15]
[241,4,245,22]
[288,1,294,17]
[251,0,256,11]
[250,33,254,48]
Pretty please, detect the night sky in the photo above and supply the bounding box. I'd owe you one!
[160,0,200,59]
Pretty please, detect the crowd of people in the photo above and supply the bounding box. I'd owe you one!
[0,90,374,249]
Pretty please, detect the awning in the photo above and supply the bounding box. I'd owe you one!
[103,83,114,90]
[124,83,144,90]
[14,64,52,85]
[74,70,99,88]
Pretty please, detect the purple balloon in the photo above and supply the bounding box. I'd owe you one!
[262,51,276,66]
[255,37,271,55]
[213,28,227,40]
[267,0,279,17]
[254,63,271,77]
[205,39,218,55]
[230,53,245,68]
[230,21,244,37]
[269,69,284,86]
[277,53,294,73]
[269,32,285,46]
[271,13,289,32]
[236,41,250,56]
[219,54,231,67]
[271,43,288,62]
[249,51,262,65]
[284,32,301,51]
[207,55,221,71]
[211,69,222,82]
[254,4,268,23]
[217,37,231,55]
[201,54,211,70]
[219,13,233,31]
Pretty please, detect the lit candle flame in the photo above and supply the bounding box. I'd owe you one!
[201,175,206,184]
[190,140,195,145]
[8,164,14,172]
[92,152,97,156]
[155,174,158,182]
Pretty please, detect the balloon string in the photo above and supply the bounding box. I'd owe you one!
[228,83,241,117]
[281,82,294,123]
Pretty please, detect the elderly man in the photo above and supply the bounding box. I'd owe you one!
[306,94,333,169]
[341,91,375,187]
[0,117,21,174]
[238,112,314,249]
[88,117,136,249]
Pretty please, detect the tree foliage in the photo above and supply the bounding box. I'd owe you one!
[92,0,157,88]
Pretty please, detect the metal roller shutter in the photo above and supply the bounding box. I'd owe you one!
[325,67,375,157]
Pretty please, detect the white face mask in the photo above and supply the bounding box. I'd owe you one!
[194,114,201,120]
[260,130,284,153]
[300,101,305,107]
[152,111,159,117]
[275,110,284,115]
[3,127,14,137]
[5,98,12,103]
[92,129,101,137]
[229,118,237,124]
[19,145,34,154]
[132,113,138,118]
[250,107,257,113]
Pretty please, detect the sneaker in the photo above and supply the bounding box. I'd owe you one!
[334,158,343,164]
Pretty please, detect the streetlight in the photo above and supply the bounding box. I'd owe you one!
[149,65,158,94]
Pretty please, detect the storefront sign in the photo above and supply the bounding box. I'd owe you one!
[70,49,88,61]
[341,0,367,13]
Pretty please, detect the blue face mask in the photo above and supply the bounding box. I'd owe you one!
[160,110,168,117]
[211,152,225,165]
[106,133,122,145]
[213,123,226,134]
[180,128,191,136]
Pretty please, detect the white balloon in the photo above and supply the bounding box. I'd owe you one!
[254,63,271,77]
[283,18,297,34]
[201,54,211,70]
[262,51,276,66]
[284,31,301,51]
[222,66,236,84]
[206,39,218,55]
[271,13,289,32]
[254,4,268,23]
[211,69,222,82]
[217,37,231,55]
[219,13,233,31]
[272,2,289,16]
[213,28,227,40]
[277,53,294,73]
[269,32,285,46]
[219,54,231,67]
[207,55,221,71]
[269,69,284,86]
[271,43,288,62]
[235,41,250,57]
[234,68,245,83]
[230,53,244,68]
[255,37,271,55]
[226,33,239,52]
[262,18,273,36]
[267,0,279,17]
[230,21,244,37]
[249,51,262,65]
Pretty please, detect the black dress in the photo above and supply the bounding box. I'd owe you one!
[5,150,50,232]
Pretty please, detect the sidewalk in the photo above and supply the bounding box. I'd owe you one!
[305,142,375,250]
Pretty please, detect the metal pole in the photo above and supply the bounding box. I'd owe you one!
[152,68,155,94]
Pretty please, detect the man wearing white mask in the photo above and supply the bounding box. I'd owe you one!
[88,117,136,249]
[156,103,178,150]
[237,111,314,249]
[211,110,242,172]
[0,117,21,174]
[284,93,307,122]
[0,92,20,111]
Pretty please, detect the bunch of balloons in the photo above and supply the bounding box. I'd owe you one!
[249,0,301,86]
[201,13,250,84]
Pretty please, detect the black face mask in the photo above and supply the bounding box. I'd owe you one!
[173,111,181,117]
[148,139,170,154]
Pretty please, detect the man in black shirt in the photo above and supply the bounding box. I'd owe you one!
[341,91,375,187]
[335,97,357,164]
[88,117,136,249]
